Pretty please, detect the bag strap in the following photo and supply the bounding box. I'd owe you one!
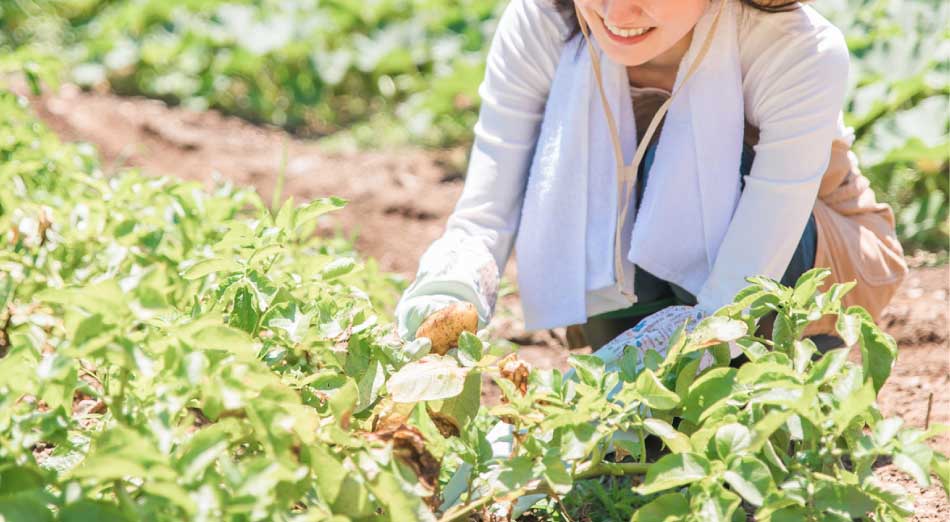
[573,0,728,300]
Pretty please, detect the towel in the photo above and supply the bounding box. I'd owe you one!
[514,0,744,331]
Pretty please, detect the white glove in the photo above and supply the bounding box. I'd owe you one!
[591,305,708,372]
[394,294,463,341]
[395,232,500,341]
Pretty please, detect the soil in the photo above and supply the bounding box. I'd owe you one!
[28,84,950,520]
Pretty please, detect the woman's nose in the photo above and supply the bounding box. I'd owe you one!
[603,1,646,25]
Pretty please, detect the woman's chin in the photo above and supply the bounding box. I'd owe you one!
[602,47,662,67]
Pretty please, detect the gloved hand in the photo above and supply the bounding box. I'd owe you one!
[589,305,708,372]
[394,294,463,341]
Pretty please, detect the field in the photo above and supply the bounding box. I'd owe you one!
[2,0,949,521]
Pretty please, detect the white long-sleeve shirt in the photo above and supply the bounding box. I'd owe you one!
[397,0,851,330]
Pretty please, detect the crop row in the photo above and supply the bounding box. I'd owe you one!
[1,71,947,520]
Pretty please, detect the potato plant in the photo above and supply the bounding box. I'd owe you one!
[1,84,948,521]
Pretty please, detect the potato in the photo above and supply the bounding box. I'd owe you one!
[414,302,478,355]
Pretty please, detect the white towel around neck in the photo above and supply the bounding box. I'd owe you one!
[514,0,744,331]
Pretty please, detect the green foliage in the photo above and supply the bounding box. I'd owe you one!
[823,0,949,252]
[0,84,427,521]
[1,9,948,521]
[1,0,497,147]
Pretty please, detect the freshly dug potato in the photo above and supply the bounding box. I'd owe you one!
[414,302,478,355]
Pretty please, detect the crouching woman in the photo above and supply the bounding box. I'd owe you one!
[395,0,906,366]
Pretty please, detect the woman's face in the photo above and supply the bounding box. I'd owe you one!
[574,0,709,66]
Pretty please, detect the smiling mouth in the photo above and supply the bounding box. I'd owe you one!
[600,15,655,42]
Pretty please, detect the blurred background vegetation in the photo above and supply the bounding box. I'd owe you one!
[1,0,947,252]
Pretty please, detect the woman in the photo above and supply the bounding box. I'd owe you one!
[394,0,907,365]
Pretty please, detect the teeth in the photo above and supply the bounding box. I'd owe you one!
[604,20,650,38]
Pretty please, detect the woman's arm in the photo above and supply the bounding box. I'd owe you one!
[695,10,851,312]
[396,0,567,336]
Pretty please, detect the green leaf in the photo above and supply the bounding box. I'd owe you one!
[737,361,800,386]
[569,354,605,387]
[542,455,572,495]
[140,481,196,516]
[496,456,534,492]
[560,423,599,460]
[831,380,876,436]
[858,313,897,393]
[356,360,386,412]
[771,313,796,353]
[814,482,875,518]
[366,466,437,522]
[737,340,769,362]
[791,268,831,307]
[434,370,481,430]
[635,369,680,410]
[684,316,747,353]
[894,443,934,487]
[190,324,258,360]
[387,355,471,403]
[176,419,240,482]
[835,311,862,347]
[228,286,259,333]
[643,418,691,453]
[331,474,373,518]
[274,196,295,230]
[807,348,849,385]
[267,303,311,344]
[0,466,45,496]
[307,445,345,505]
[36,281,127,317]
[713,423,752,459]
[296,196,347,226]
[71,426,174,482]
[631,492,689,522]
[723,456,773,506]
[59,500,132,522]
[635,453,710,495]
[456,331,483,367]
[320,257,357,280]
[692,485,741,522]
[182,257,238,279]
[791,339,816,374]
[932,453,950,498]
[0,497,53,522]
[748,410,794,453]
[683,368,738,424]
[769,505,807,522]
[674,358,701,401]
[328,378,359,426]
[872,417,903,446]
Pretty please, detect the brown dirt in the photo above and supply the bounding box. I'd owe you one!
[28,84,950,519]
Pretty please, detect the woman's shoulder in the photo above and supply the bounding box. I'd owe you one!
[738,3,850,114]
[501,0,572,41]
[484,0,572,92]
[739,2,846,40]
[738,2,850,75]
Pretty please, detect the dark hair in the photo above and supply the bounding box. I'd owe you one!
[552,0,802,40]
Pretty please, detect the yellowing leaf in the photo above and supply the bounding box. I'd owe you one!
[387,355,471,403]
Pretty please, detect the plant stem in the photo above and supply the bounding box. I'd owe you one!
[574,460,651,480]
[438,490,501,522]
[553,492,575,522]
[637,426,647,464]
[271,137,288,215]
[925,392,934,429]
[748,335,774,347]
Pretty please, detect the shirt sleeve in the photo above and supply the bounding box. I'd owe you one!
[396,0,566,325]
[695,14,851,313]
